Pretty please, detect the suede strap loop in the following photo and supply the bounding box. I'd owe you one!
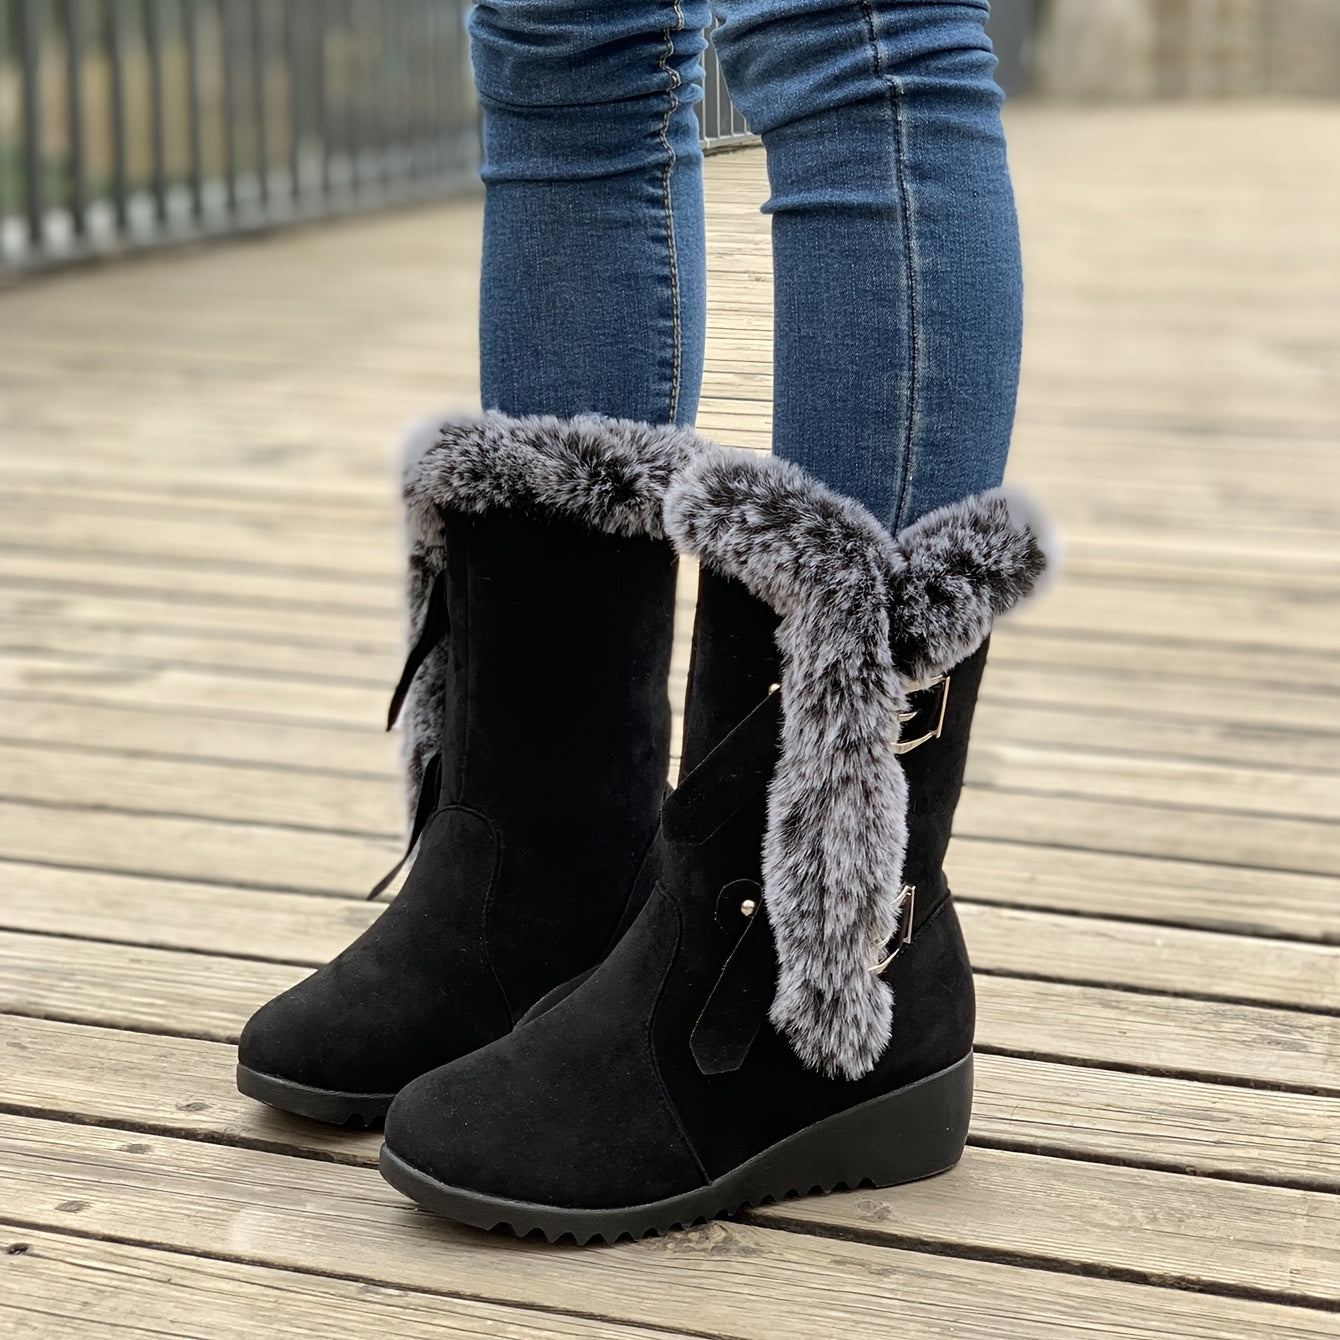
[662,690,781,847]
[690,880,774,1076]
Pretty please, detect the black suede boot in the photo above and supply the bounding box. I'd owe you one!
[236,411,716,1124]
[378,442,1052,1238]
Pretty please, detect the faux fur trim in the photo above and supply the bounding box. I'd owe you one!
[393,408,716,829]
[664,448,1053,1081]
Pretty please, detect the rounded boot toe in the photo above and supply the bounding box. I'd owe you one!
[237,971,404,1099]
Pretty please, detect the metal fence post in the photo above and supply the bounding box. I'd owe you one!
[19,0,42,246]
[107,0,129,234]
[145,0,168,224]
[184,0,205,221]
[64,0,87,237]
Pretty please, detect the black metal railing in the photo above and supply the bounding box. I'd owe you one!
[697,30,752,150]
[0,0,483,270]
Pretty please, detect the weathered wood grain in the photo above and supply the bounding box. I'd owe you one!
[3,1116,1337,1339]
[0,692,398,775]
[5,1015,1336,1191]
[947,840,1340,943]
[3,1031,1338,1308]
[2,100,1339,1337]
[5,861,1336,1013]
[0,800,397,895]
[3,928,1334,1093]
[747,1145,1340,1305]
[0,864,381,964]
[1,1229,677,1340]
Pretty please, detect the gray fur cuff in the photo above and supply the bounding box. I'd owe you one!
[664,448,1054,1081]
[393,409,716,827]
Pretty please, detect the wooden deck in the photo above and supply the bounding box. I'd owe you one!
[1,102,1338,1337]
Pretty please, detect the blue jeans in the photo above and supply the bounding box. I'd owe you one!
[467,0,1020,531]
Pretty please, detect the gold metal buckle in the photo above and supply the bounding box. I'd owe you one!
[868,884,916,974]
[892,674,950,756]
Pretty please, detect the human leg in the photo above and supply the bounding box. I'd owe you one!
[469,0,713,426]
[710,0,1022,529]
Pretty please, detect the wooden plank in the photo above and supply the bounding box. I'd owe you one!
[955,787,1340,878]
[993,625,1340,691]
[977,974,1340,1094]
[1011,582,1340,654]
[0,576,696,687]
[2,672,1331,788]
[982,662,1340,735]
[749,1145,1340,1305]
[948,840,1340,942]
[1,547,401,613]
[3,929,1334,1093]
[0,503,400,578]
[0,439,1316,580]
[2,1025,1336,1309]
[7,859,1335,1015]
[0,932,302,1041]
[972,699,1340,773]
[965,740,1340,823]
[973,1052,1340,1191]
[957,903,1340,1013]
[0,801,396,896]
[3,647,1333,793]
[4,796,1334,943]
[0,693,398,776]
[7,555,1337,725]
[6,619,1334,751]
[8,733,1338,863]
[0,742,403,836]
[0,589,396,650]
[1052,549,1340,593]
[0,864,379,965]
[1,1017,382,1164]
[2,1115,1336,1339]
[0,473,390,523]
[6,1015,1336,1192]
[0,1229,693,1340]
[10,487,1340,603]
[2,617,397,683]
[0,656,385,728]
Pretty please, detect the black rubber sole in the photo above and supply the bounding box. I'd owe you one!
[379,1052,973,1244]
[236,1064,396,1127]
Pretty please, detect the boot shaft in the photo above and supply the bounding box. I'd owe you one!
[415,508,677,1016]
[434,507,677,829]
[676,567,988,930]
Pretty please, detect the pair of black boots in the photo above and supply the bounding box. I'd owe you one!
[237,410,1050,1243]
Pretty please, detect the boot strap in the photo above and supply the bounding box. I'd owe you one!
[386,569,451,731]
[662,688,780,846]
[892,674,950,755]
[690,881,773,1076]
[867,883,916,973]
[366,751,442,900]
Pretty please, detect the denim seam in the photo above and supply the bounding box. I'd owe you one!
[656,2,687,424]
[858,0,922,531]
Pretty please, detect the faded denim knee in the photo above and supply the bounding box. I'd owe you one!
[708,0,999,137]
[468,0,712,181]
